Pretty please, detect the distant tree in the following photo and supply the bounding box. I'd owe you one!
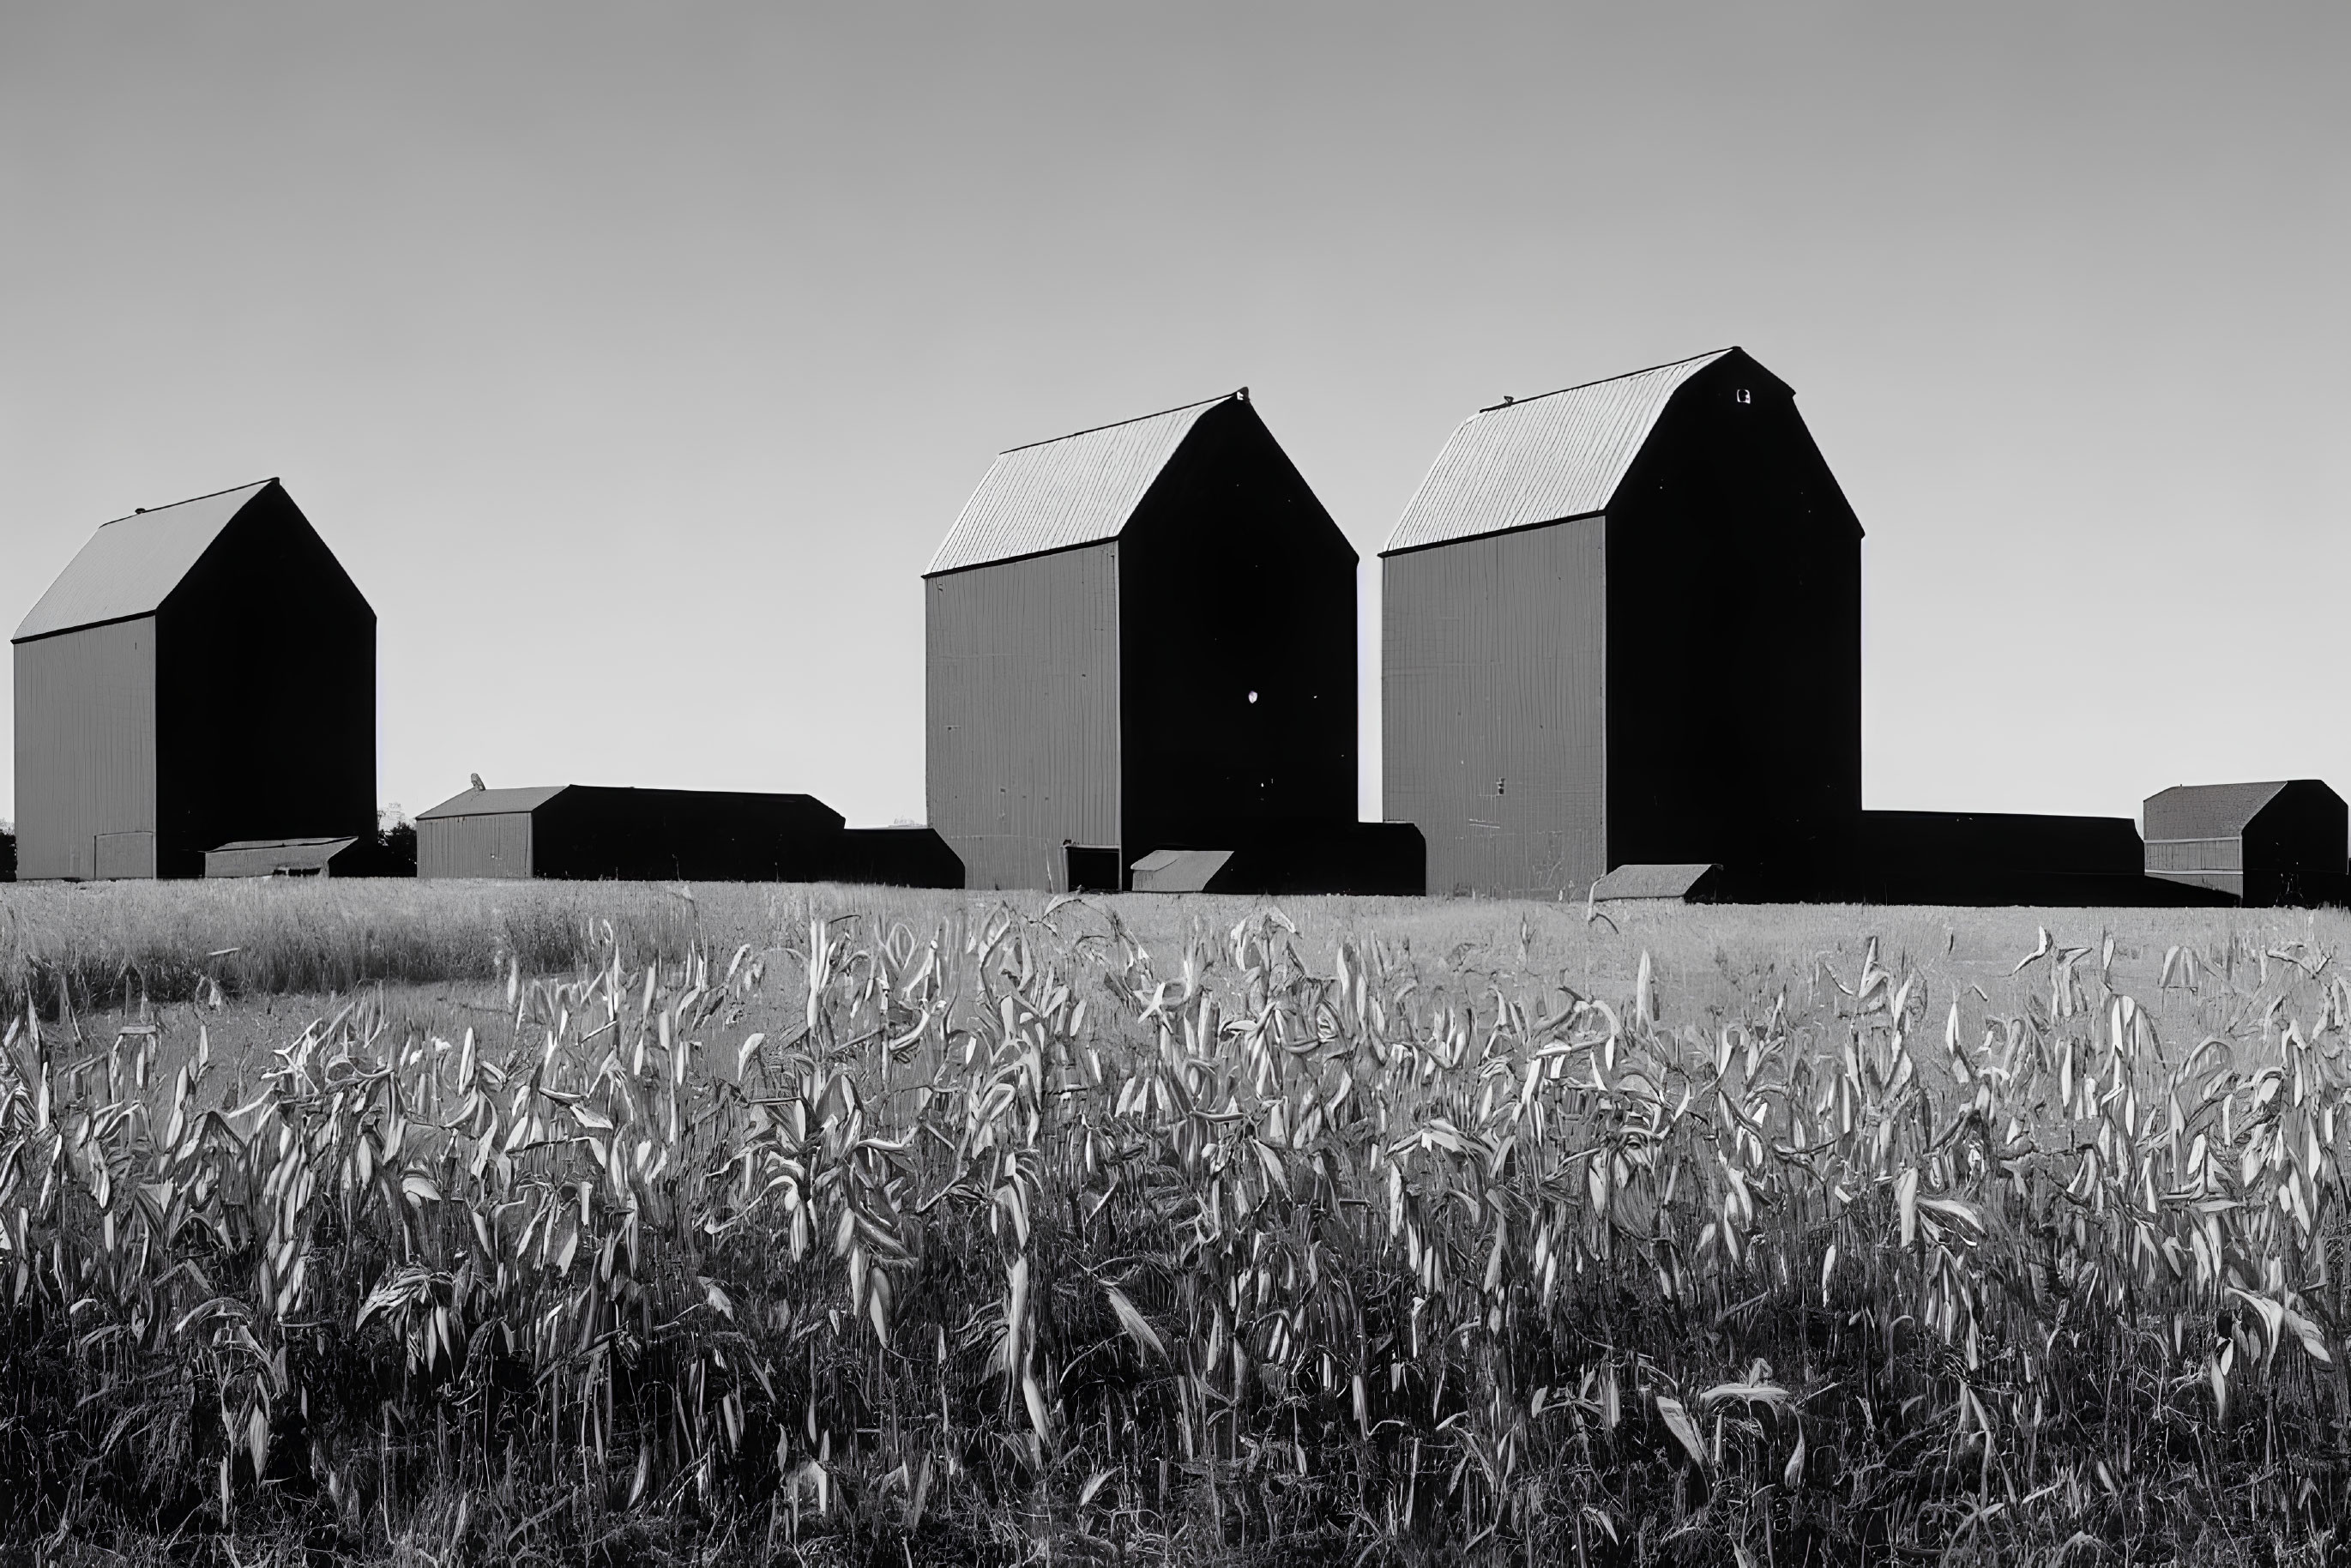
[375,806,417,877]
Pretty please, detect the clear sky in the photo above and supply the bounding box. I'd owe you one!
[3,3,2344,831]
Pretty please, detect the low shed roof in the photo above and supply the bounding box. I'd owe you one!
[418,785,570,820]
[15,479,277,642]
[1592,863,1722,901]
[1383,351,1748,555]
[925,393,1237,576]
[2143,781,2297,841]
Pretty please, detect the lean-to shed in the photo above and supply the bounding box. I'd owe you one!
[415,785,847,881]
[1381,350,1861,899]
[11,480,375,880]
[925,390,1364,891]
[2143,781,2348,906]
[204,835,373,878]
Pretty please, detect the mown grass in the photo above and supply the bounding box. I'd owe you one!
[6,886,2351,1564]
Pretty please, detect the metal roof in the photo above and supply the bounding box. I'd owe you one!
[417,785,571,820]
[925,394,1236,576]
[1382,352,1733,555]
[204,837,360,877]
[14,479,278,642]
[2143,781,2294,841]
[1592,862,1721,900]
[1130,847,1233,893]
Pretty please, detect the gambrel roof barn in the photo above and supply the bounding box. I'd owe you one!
[925,390,1375,892]
[1381,349,1861,898]
[12,479,375,880]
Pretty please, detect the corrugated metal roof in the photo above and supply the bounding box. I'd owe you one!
[925,394,1234,576]
[1592,862,1721,900]
[417,785,570,820]
[2143,781,2291,841]
[14,480,276,642]
[1382,352,1733,555]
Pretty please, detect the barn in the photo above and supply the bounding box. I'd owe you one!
[925,389,1387,892]
[11,479,375,880]
[415,785,851,881]
[1380,349,1861,900]
[2143,781,2348,907]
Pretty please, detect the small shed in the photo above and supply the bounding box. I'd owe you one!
[1590,863,1726,903]
[2143,781,2348,907]
[205,836,371,878]
[12,479,375,879]
[1124,823,1425,896]
[1381,349,1861,900]
[925,390,1371,891]
[417,786,845,881]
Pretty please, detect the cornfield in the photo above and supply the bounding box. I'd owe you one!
[3,900,2348,1564]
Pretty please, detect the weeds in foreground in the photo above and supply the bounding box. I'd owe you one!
[3,904,2349,1563]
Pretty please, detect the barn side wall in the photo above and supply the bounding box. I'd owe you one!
[12,618,159,880]
[531,788,846,880]
[925,542,1121,890]
[1605,358,1861,891]
[1382,517,1607,898]
[1118,399,1358,859]
[156,487,376,878]
[418,812,535,877]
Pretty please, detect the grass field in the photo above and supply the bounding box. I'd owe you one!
[5,880,2351,1564]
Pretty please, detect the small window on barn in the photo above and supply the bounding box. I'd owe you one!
[1735,388,1751,404]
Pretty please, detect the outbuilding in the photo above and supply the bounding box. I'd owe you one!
[415,785,848,881]
[11,479,375,880]
[204,836,376,878]
[1380,350,1862,899]
[925,389,1379,891]
[2143,781,2348,907]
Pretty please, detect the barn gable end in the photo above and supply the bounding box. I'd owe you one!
[926,391,1361,890]
[12,480,376,880]
[1382,348,1860,899]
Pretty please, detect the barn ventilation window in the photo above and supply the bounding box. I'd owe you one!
[1246,691,1258,703]
[1735,388,1751,404]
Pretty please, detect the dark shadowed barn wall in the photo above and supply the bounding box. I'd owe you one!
[1118,399,1357,854]
[1604,358,1861,887]
[926,543,1121,891]
[12,618,157,880]
[157,485,376,877]
[1383,519,1604,898]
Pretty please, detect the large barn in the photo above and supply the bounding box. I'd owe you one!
[2143,781,2348,907]
[925,390,1370,892]
[11,479,375,880]
[1380,349,1861,899]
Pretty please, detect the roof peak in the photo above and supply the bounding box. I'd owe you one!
[1478,349,1737,415]
[998,389,1245,455]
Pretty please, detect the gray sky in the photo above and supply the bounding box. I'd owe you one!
[4,3,2344,830]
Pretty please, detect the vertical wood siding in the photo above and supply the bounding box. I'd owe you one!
[418,813,534,878]
[926,543,1120,890]
[1382,518,1606,898]
[12,618,157,879]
